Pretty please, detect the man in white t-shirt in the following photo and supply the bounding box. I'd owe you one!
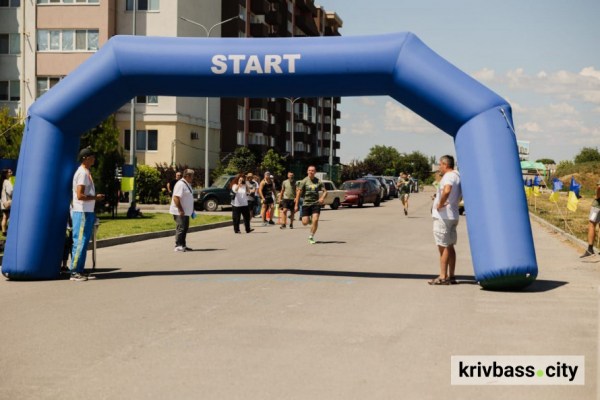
[70,147,105,281]
[170,169,195,252]
[429,155,462,285]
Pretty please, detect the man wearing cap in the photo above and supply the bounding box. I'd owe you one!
[70,147,105,281]
[259,171,276,226]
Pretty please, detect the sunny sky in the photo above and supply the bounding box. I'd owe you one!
[321,0,600,164]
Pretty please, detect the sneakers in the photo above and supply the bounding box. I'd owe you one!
[246,229,254,233]
[262,222,268,227]
[174,246,185,252]
[580,250,596,259]
[280,225,286,229]
[83,272,97,280]
[404,209,408,216]
[268,220,276,225]
[60,266,70,274]
[308,237,316,245]
[70,273,87,282]
[289,224,294,229]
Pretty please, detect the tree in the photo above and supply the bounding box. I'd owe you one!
[394,151,430,181]
[0,106,24,159]
[364,145,401,174]
[79,115,125,211]
[261,149,285,179]
[535,158,556,165]
[227,147,257,175]
[574,147,600,164]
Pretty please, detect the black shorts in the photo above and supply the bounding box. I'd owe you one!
[302,204,321,216]
[262,197,274,205]
[281,199,295,210]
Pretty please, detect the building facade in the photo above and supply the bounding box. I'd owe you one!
[0,0,342,171]
[220,0,342,165]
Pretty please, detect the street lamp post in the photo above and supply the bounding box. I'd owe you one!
[180,16,238,188]
[329,97,334,166]
[284,97,301,158]
[129,0,137,206]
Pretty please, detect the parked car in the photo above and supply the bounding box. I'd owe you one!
[385,178,397,199]
[340,180,381,207]
[360,177,386,202]
[368,176,391,200]
[295,179,345,210]
[196,175,236,211]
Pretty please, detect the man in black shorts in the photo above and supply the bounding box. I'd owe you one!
[295,166,327,244]
[279,171,296,229]
[259,171,276,226]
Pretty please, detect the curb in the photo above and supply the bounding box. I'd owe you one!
[0,220,232,264]
[529,212,589,250]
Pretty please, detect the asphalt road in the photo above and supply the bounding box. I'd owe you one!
[0,190,597,399]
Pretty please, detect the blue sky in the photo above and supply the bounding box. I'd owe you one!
[322,0,600,163]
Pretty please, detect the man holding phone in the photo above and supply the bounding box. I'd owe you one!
[70,147,105,281]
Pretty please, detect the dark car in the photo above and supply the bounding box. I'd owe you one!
[340,180,381,207]
[359,177,385,202]
[365,176,390,200]
[196,175,236,211]
[385,178,397,199]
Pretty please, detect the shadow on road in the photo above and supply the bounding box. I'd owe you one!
[317,241,346,244]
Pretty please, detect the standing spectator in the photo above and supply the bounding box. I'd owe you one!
[253,175,261,217]
[246,173,257,218]
[1,168,13,237]
[170,169,195,252]
[428,155,462,285]
[71,148,105,281]
[168,171,182,197]
[230,173,254,234]
[259,171,277,226]
[279,171,296,229]
[581,177,600,258]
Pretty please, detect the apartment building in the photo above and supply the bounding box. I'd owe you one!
[220,0,343,164]
[0,0,342,170]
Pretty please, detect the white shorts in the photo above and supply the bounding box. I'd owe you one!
[590,206,600,223]
[433,218,459,247]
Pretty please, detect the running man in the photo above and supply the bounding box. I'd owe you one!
[259,171,276,226]
[581,177,600,258]
[397,172,411,216]
[279,171,296,229]
[295,166,327,244]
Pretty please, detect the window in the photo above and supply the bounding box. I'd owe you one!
[294,103,308,120]
[249,14,264,24]
[270,137,275,147]
[126,0,159,11]
[124,130,158,152]
[317,147,322,156]
[317,129,322,140]
[286,140,290,152]
[136,95,158,104]
[237,105,244,120]
[294,123,304,132]
[307,144,311,153]
[285,101,291,112]
[239,5,246,20]
[238,31,245,38]
[287,21,293,33]
[37,29,98,51]
[249,108,267,122]
[36,77,62,98]
[0,34,20,55]
[237,131,244,145]
[0,0,20,7]
[37,0,99,4]
[310,107,316,123]
[285,121,290,132]
[0,80,20,101]
[324,182,333,191]
[270,114,276,125]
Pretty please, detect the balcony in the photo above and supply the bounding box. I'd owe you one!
[333,96,341,104]
[250,0,270,15]
[267,101,281,113]
[267,125,280,136]
[265,10,282,25]
[323,140,341,150]
[323,124,341,134]
[294,12,319,36]
[334,109,341,119]
[296,0,317,13]
[250,23,269,37]
[249,98,268,108]
[249,120,268,133]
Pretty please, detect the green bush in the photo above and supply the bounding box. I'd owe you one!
[136,164,162,204]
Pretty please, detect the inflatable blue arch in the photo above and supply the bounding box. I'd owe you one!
[2,32,538,289]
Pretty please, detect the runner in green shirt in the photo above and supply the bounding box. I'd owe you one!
[397,172,411,216]
[279,171,296,229]
[295,166,327,244]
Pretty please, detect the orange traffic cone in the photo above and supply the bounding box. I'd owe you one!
[266,209,271,220]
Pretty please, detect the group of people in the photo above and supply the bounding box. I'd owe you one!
[228,166,327,245]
